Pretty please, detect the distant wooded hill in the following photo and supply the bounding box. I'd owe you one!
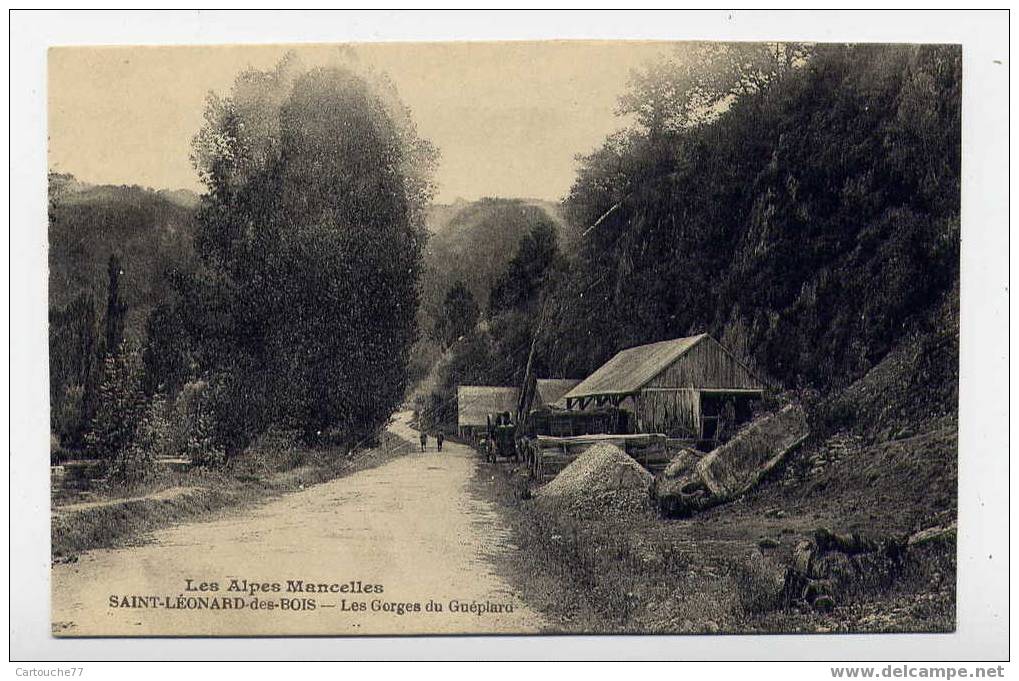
[48,174,563,357]
[421,197,562,315]
[48,173,200,338]
[407,197,564,394]
[47,175,563,410]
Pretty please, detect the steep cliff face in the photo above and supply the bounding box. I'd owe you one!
[545,45,961,407]
[740,280,960,538]
[816,281,959,443]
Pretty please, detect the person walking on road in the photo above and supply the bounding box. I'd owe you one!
[419,430,427,452]
[436,431,445,452]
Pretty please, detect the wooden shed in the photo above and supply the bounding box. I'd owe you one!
[559,334,765,442]
[456,385,519,437]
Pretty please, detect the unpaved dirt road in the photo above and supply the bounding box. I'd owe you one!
[51,412,545,636]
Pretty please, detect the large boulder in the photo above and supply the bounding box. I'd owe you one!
[781,527,910,611]
[655,404,810,517]
[697,404,810,498]
[652,448,710,516]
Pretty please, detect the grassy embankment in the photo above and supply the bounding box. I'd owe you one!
[475,436,955,635]
[472,285,958,634]
[51,431,413,561]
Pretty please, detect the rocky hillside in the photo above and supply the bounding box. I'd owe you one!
[777,281,960,536]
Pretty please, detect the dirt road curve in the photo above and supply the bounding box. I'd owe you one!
[51,412,545,636]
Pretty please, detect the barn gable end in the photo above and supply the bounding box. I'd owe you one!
[644,335,763,391]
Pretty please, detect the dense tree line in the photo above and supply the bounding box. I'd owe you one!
[545,43,960,394]
[420,43,960,431]
[51,56,435,476]
[48,178,199,451]
[416,217,565,429]
[406,198,565,389]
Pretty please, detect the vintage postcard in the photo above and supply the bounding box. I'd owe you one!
[47,39,961,638]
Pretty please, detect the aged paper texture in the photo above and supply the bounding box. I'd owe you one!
[48,41,960,637]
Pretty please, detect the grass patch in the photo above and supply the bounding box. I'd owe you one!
[52,431,412,561]
[471,461,744,633]
[473,456,956,634]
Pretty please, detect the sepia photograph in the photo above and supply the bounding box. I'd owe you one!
[43,37,964,638]
[7,9,1009,665]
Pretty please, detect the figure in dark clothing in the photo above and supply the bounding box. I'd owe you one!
[436,431,445,452]
[419,431,427,452]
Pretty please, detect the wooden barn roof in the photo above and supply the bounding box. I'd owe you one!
[457,386,519,428]
[561,334,762,400]
[534,379,582,406]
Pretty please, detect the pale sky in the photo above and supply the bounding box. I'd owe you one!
[49,41,674,203]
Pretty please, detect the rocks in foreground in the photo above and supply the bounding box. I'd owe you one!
[781,523,957,613]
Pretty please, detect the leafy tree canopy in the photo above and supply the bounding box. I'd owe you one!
[150,55,437,450]
[550,43,960,396]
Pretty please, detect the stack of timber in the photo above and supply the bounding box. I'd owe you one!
[529,433,669,483]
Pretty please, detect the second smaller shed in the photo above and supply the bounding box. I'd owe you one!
[456,385,519,438]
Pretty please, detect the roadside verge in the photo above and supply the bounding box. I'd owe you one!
[52,431,413,561]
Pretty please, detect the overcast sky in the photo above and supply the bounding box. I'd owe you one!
[49,41,674,203]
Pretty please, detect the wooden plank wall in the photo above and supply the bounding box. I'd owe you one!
[634,389,701,438]
[646,337,761,390]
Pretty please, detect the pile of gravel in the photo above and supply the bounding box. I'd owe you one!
[536,443,653,518]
